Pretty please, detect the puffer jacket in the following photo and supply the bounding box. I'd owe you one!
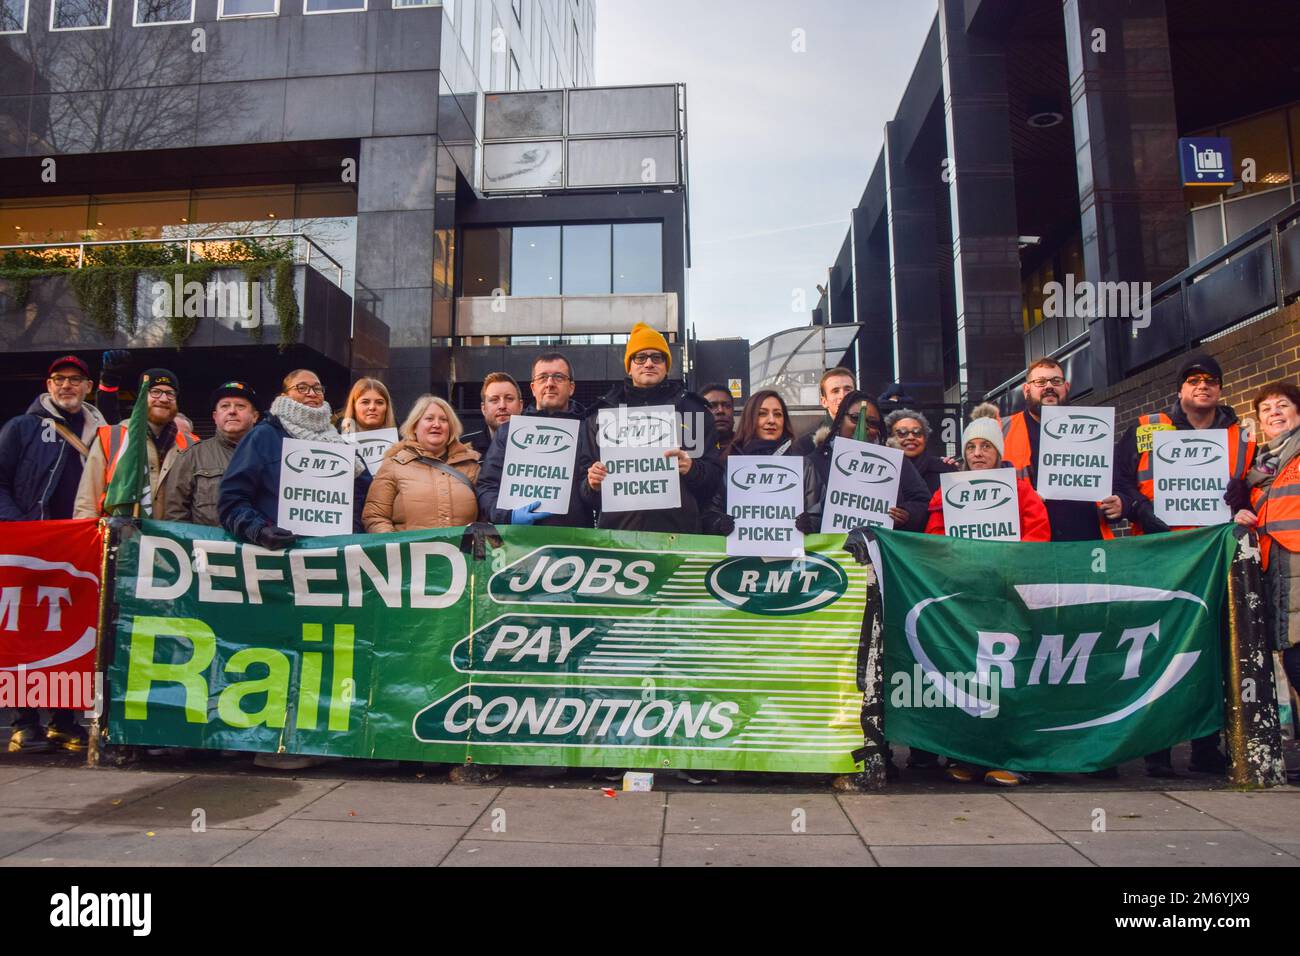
[0,395,107,521]
[924,470,1052,541]
[362,438,481,532]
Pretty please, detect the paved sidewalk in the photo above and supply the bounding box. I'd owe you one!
[0,762,1297,866]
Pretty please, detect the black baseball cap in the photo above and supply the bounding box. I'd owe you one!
[1177,353,1222,384]
[210,381,258,409]
[140,368,180,392]
[48,355,90,378]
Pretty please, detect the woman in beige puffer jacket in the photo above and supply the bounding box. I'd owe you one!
[363,394,481,531]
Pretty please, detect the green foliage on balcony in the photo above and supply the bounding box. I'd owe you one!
[0,235,302,349]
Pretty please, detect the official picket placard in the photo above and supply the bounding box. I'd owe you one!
[344,427,398,476]
[601,444,681,513]
[1037,406,1114,501]
[940,469,1021,541]
[598,404,681,514]
[1151,429,1231,526]
[819,437,903,533]
[496,416,580,513]
[276,437,356,535]
[726,455,804,557]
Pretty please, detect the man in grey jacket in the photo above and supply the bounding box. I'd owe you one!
[163,381,260,526]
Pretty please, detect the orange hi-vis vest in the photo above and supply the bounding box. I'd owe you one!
[1251,453,1300,571]
[96,423,197,510]
[1130,412,1253,534]
[1001,413,1033,481]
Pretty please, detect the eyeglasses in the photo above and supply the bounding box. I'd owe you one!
[630,351,667,366]
[147,388,177,401]
[845,413,883,430]
[1027,376,1066,388]
[289,383,325,397]
[892,427,925,438]
[532,373,571,384]
[49,374,88,386]
[1184,374,1220,387]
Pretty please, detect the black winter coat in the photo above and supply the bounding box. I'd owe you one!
[791,424,929,532]
[476,401,594,528]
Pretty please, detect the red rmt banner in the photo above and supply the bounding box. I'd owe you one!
[0,519,102,711]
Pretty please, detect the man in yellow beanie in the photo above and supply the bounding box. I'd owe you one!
[576,322,722,534]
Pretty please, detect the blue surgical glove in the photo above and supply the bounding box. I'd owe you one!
[511,501,554,526]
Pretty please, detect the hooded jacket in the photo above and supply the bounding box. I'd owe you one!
[576,378,722,534]
[794,423,931,533]
[0,394,107,521]
[476,401,594,527]
[219,415,373,543]
[362,438,480,532]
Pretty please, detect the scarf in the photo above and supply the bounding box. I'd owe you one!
[271,396,367,476]
[1247,422,1300,495]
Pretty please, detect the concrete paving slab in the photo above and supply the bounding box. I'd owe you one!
[1067,830,1299,866]
[665,792,855,835]
[464,786,665,845]
[1167,791,1300,844]
[108,774,343,830]
[0,823,257,866]
[216,819,462,866]
[0,806,92,858]
[1005,792,1231,832]
[662,834,876,867]
[442,840,662,866]
[0,768,189,812]
[0,767,44,786]
[292,780,499,827]
[871,844,1094,867]
[837,793,1059,845]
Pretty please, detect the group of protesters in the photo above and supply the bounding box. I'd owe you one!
[3,323,1299,790]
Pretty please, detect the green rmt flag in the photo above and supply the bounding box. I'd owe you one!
[104,374,153,516]
[876,525,1237,773]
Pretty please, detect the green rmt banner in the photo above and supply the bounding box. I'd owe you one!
[874,525,1237,773]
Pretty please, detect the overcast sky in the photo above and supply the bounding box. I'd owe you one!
[593,0,937,346]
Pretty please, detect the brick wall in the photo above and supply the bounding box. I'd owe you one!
[1078,301,1300,436]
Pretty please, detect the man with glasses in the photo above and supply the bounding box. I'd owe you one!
[0,356,111,753]
[577,322,722,533]
[700,383,736,452]
[1000,357,1124,542]
[477,353,593,528]
[1113,352,1253,778]
[463,372,525,458]
[74,369,198,520]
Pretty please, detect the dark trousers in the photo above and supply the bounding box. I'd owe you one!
[10,708,76,734]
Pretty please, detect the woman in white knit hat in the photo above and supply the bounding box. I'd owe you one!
[923,415,1051,787]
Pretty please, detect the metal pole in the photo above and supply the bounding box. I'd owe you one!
[87,519,118,769]
[839,528,888,791]
[1225,528,1286,787]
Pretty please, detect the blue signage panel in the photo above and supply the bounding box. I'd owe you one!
[1179,137,1233,187]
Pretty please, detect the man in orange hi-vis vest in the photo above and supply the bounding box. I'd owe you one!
[1000,356,1125,542]
[73,368,198,519]
[1113,352,1255,779]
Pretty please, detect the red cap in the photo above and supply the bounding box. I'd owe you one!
[48,355,91,378]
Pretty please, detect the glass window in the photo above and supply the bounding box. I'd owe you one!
[458,0,475,58]
[462,227,511,295]
[569,87,677,135]
[305,0,365,12]
[511,226,560,295]
[1222,111,1290,194]
[484,90,564,138]
[1,0,29,33]
[219,0,277,16]
[483,141,563,191]
[0,195,90,245]
[509,53,520,91]
[1224,187,1291,242]
[190,186,295,230]
[511,0,520,23]
[567,136,678,188]
[295,184,358,219]
[134,0,194,24]
[87,191,190,241]
[612,223,661,293]
[562,223,610,295]
[50,0,111,30]
[394,0,435,6]
[1189,203,1225,263]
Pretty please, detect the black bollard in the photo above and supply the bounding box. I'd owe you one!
[1225,528,1286,788]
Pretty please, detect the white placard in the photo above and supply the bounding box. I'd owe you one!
[1037,406,1114,501]
[725,455,804,557]
[1151,429,1231,526]
[344,427,399,476]
[596,404,679,449]
[495,416,580,513]
[940,469,1021,541]
[600,444,681,513]
[277,437,356,536]
[818,437,904,534]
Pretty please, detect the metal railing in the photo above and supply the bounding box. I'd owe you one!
[0,232,346,288]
